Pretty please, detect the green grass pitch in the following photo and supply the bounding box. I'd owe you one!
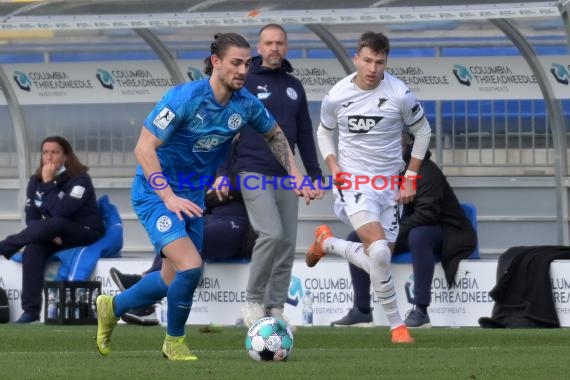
[1,324,569,379]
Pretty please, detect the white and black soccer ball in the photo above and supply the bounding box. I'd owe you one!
[244,316,294,361]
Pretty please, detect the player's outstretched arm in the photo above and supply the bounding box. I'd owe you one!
[264,124,315,203]
[398,116,432,204]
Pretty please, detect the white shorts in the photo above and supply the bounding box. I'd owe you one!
[333,186,399,242]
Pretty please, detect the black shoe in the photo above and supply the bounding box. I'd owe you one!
[404,306,431,328]
[109,267,142,291]
[121,306,159,326]
[15,312,40,324]
[330,308,374,327]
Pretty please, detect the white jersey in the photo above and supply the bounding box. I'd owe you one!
[320,72,425,177]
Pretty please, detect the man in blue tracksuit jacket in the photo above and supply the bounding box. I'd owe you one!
[217,24,324,327]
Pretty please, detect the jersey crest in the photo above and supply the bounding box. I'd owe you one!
[227,114,242,130]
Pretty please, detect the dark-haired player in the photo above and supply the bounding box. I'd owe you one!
[307,32,431,343]
[95,32,314,360]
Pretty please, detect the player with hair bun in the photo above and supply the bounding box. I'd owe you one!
[95,32,314,361]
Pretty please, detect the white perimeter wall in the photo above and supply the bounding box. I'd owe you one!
[2,257,570,327]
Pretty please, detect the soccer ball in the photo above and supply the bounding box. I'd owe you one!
[245,316,294,361]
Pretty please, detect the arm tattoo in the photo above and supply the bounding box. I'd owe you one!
[266,127,291,173]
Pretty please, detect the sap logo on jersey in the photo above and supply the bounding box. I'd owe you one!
[347,116,383,133]
[193,134,231,152]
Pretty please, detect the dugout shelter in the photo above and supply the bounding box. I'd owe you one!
[0,0,569,258]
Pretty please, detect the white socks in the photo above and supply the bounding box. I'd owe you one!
[323,237,370,272]
[368,240,403,328]
[323,236,404,328]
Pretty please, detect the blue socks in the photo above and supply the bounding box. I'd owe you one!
[112,267,202,337]
[166,267,202,337]
[113,271,168,316]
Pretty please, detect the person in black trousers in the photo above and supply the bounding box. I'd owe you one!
[330,133,477,328]
[0,136,105,323]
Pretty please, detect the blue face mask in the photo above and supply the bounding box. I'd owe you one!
[55,164,66,176]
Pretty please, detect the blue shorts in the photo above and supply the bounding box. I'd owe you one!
[131,175,204,255]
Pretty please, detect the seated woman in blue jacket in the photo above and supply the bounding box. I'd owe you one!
[0,136,105,323]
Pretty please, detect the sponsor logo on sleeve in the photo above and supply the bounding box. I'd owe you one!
[153,107,175,130]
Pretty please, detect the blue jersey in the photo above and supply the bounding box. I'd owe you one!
[138,78,275,191]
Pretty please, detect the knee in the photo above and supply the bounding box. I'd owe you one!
[37,217,66,234]
[346,231,361,243]
[22,244,49,265]
[368,240,391,269]
[258,229,285,246]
